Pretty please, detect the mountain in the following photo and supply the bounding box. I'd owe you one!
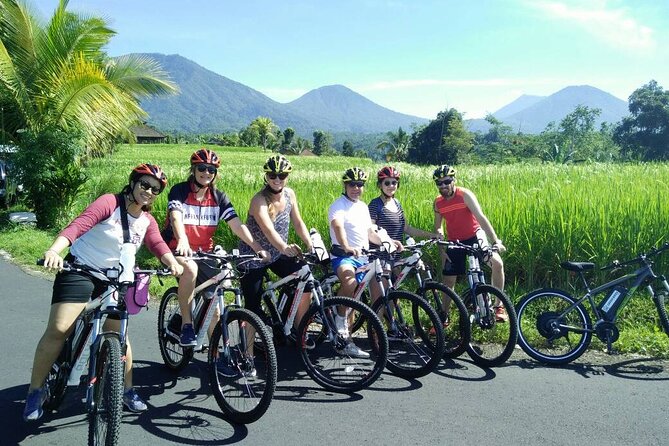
[466,85,629,134]
[285,85,425,134]
[494,94,545,119]
[136,53,427,135]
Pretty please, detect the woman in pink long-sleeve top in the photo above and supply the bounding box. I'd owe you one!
[23,164,183,421]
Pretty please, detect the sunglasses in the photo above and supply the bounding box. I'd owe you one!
[196,165,217,174]
[138,180,161,195]
[347,181,365,188]
[435,179,454,187]
[267,173,289,180]
[383,180,398,187]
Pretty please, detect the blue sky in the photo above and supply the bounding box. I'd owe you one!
[38,0,669,119]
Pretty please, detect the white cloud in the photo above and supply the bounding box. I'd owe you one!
[531,1,655,53]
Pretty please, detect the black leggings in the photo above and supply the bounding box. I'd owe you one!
[240,255,310,319]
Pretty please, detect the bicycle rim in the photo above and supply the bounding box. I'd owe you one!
[420,282,470,358]
[157,287,194,371]
[208,308,277,424]
[517,289,592,365]
[298,296,388,393]
[88,335,123,446]
[374,291,444,378]
[464,285,518,367]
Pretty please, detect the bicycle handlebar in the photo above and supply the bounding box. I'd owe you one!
[600,242,669,271]
[36,259,173,279]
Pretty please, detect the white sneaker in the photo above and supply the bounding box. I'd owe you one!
[336,341,370,359]
[335,314,349,338]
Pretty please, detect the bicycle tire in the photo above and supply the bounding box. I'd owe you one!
[371,290,444,378]
[516,288,592,365]
[653,290,669,336]
[208,308,277,424]
[157,287,194,371]
[419,281,470,359]
[88,334,123,446]
[297,296,388,393]
[463,284,518,367]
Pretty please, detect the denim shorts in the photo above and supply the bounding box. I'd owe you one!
[331,256,368,283]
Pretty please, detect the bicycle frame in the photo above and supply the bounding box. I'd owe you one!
[560,260,669,325]
[260,263,314,336]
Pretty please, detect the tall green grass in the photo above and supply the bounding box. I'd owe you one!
[83,145,669,291]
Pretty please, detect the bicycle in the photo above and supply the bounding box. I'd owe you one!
[435,240,518,367]
[391,238,470,358]
[38,260,171,446]
[323,245,446,378]
[257,250,389,392]
[157,248,277,424]
[516,242,669,365]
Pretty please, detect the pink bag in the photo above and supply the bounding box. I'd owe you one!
[125,273,151,314]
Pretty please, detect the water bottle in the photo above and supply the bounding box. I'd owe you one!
[310,228,329,261]
[119,242,136,284]
[598,286,628,320]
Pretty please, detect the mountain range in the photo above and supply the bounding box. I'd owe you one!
[465,86,629,133]
[137,53,630,136]
[138,53,426,135]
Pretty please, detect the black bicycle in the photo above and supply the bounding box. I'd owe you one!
[257,251,389,392]
[39,260,170,446]
[435,240,518,367]
[517,242,669,365]
[157,249,277,424]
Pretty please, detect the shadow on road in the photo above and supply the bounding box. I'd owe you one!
[510,354,669,381]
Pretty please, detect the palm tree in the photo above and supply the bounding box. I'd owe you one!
[250,116,278,151]
[0,0,178,157]
[376,127,410,161]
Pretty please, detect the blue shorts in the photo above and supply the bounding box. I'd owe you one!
[331,256,368,283]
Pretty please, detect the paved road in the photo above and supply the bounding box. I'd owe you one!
[1,258,668,445]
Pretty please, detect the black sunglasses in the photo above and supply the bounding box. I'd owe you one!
[196,164,217,174]
[435,179,454,187]
[383,180,398,187]
[138,180,162,195]
[267,173,289,180]
[347,181,365,188]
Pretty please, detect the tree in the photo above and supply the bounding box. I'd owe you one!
[408,108,472,165]
[249,116,278,151]
[375,127,409,161]
[14,125,87,228]
[342,140,354,157]
[614,80,669,160]
[0,0,178,158]
[282,127,295,150]
[312,130,332,156]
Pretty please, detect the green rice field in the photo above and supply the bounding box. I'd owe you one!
[3,143,669,356]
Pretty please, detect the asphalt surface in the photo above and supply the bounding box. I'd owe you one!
[1,257,668,445]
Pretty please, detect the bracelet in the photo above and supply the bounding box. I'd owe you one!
[45,249,59,256]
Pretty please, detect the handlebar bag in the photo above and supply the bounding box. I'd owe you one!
[125,272,151,314]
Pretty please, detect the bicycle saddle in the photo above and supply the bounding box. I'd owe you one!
[560,261,595,272]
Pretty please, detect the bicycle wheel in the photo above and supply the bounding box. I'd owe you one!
[371,290,444,378]
[208,308,277,424]
[516,288,592,365]
[463,285,518,367]
[653,290,669,336]
[88,334,123,446]
[157,287,194,371]
[419,281,470,358]
[297,296,388,393]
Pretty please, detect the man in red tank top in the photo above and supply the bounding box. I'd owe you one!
[432,165,508,322]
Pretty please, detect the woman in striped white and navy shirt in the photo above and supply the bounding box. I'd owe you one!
[368,166,437,257]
